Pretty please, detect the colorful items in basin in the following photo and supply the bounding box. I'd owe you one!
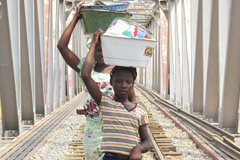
[105,18,154,40]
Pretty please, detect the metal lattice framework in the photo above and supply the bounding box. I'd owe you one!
[0,0,239,137]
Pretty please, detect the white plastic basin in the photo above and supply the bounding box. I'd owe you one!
[101,34,157,68]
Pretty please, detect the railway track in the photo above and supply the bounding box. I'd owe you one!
[63,93,183,160]
[63,86,218,160]
[1,85,239,160]
[135,83,240,160]
[62,85,222,160]
[63,124,85,160]
[62,99,161,160]
[0,93,85,160]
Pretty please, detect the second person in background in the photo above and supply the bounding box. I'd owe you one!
[57,3,136,160]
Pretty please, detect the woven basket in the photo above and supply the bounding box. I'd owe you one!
[81,10,131,34]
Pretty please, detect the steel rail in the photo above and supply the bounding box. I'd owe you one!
[135,83,240,159]
[154,98,236,141]
[136,83,236,141]
[169,110,240,159]
[0,93,85,160]
[147,128,166,160]
[136,89,183,159]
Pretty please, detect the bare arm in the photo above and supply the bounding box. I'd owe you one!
[57,4,84,73]
[81,29,104,105]
[130,124,151,160]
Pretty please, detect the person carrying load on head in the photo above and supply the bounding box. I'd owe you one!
[81,28,151,160]
[57,3,136,160]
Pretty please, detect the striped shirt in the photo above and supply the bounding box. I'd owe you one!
[100,93,149,156]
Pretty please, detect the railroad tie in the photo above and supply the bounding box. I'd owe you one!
[62,97,158,159]
[62,124,85,160]
[137,97,183,159]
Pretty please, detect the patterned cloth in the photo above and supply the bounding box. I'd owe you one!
[83,115,103,160]
[77,60,114,160]
[83,71,114,116]
[100,93,149,156]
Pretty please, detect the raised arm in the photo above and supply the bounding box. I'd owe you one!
[57,4,84,73]
[81,29,104,105]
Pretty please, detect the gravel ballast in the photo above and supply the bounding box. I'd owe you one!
[30,112,86,160]
[31,91,212,160]
[137,90,212,160]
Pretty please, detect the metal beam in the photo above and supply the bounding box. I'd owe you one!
[130,17,151,20]
[166,1,170,98]
[168,0,175,102]
[54,0,61,107]
[203,0,219,121]
[128,8,159,12]
[59,0,67,104]
[20,0,35,123]
[47,0,54,112]
[131,19,149,23]
[191,0,203,113]
[0,0,20,136]
[174,0,182,106]
[35,0,45,116]
[219,0,240,132]
[181,0,190,111]
[153,21,157,93]
[130,12,152,16]
[158,14,164,97]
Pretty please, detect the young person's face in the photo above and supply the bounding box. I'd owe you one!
[111,70,134,99]
[94,44,104,64]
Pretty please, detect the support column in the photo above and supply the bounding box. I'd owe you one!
[159,11,164,97]
[219,0,240,132]
[20,0,35,123]
[0,0,21,136]
[35,0,45,116]
[169,0,176,102]
[153,22,157,92]
[59,0,66,104]
[191,0,203,113]
[71,33,75,99]
[174,0,182,106]
[166,8,170,99]
[181,0,191,111]
[139,68,144,84]
[156,20,161,94]
[64,7,70,102]
[74,21,81,95]
[47,0,54,111]
[203,0,219,121]
[54,0,60,107]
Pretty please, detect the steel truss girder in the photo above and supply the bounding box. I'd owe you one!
[20,0,35,124]
[191,0,203,113]
[0,0,21,136]
[218,0,240,131]
[35,0,45,116]
[203,0,219,121]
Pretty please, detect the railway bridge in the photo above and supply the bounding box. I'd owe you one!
[0,0,240,159]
